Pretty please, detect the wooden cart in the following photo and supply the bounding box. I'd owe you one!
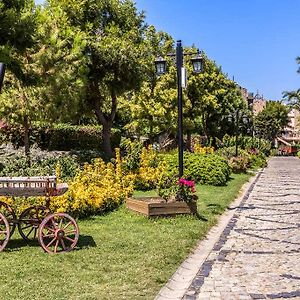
[0,176,79,254]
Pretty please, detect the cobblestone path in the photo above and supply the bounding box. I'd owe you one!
[182,157,300,300]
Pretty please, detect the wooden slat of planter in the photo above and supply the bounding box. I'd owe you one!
[149,202,196,216]
[126,198,149,215]
[126,198,197,217]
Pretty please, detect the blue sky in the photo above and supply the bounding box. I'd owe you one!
[35,0,300,100]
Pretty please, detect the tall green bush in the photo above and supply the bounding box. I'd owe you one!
[0,123,121,152]
[162,152,231,186]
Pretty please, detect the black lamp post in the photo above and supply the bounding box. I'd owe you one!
[0,63,6,93]
[155,40,203,177]
[228,109,248,156]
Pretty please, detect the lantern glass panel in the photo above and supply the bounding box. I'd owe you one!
[155,57,166,75]
[192,60,202,73]
[156,62,166,75]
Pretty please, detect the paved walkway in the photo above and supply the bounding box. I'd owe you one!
[156,157,300,300]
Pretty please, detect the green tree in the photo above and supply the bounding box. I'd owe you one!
[120,26,177,141]
[283,56,300,109]
[0,0,36,78]
[32,4,88,123]
[46,0,147,158]
[0,0,38,161]
[186,55,245,144]
[254,101,289,140]
[122,41,246,148]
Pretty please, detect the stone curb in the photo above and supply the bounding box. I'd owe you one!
[155,170,263,300]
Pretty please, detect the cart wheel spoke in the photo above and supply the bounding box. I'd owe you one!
[54,240,59,253]
[51,218,58,230]
[64,236,75,243]
[44,226,55,233]
[60,238,67,251]
[43,233,55,238]
[58,218,63,229]
[33,228,37,239]
[63,221,72,230]
[64,230,77,235]
[46,237,57,248]
[26,227,34,238]
[21,224,33,230]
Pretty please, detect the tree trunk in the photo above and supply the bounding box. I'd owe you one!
[24,115,31,166]
[102,124,114,160]
[92,81,117,160]
[186,132,192,151]
[88,80,117,159]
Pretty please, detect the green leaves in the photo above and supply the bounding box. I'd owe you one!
[254,101,289,140]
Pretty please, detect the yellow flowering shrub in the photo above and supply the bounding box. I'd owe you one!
[51,148,135,217]
[135,146,166,190]
[0,149,134,217]
[193,144,214,155]
[0,196,45,216]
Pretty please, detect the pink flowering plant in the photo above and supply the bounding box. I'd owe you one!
[158,177,198,203]
[176,178,198,202]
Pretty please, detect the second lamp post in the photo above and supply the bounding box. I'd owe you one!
[228,109,248,156]
[155,40,203,177]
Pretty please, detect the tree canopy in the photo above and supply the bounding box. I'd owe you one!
[254,101,289,140]
[0,0,254,158]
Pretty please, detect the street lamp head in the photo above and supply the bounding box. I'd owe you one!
[0,63,6,93]
[191,50,203,73]
[154,56,167,75]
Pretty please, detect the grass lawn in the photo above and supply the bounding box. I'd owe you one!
[0,173,251,300]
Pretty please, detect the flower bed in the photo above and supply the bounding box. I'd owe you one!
[127,177,198,217]
[126,197,197,217]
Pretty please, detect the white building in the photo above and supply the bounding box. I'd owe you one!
[282,108,300,139]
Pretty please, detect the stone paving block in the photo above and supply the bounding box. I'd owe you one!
[157,286,185,300]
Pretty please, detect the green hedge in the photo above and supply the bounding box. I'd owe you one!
[162,152,231,186]
[0,123,121,152]
[0,153,79,182]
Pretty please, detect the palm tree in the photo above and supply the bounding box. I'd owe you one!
[283,89,300,110]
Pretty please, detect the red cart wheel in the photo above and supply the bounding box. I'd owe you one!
[38,213,79,254]
[18,206,51,241]
[0,212,10,251]
[0,201,17,237]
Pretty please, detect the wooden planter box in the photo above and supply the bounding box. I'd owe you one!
[126,197,197,217]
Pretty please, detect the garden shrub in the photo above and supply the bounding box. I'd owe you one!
[119,141,167,191]
[51,149,135,217]
[228,156,249,173]
[162,152,231,186]
[38,124,121,151]
[217,146,267,172]
[0,123,121,152]
[120,138,144,172]
[249,152,267,169]
[134,146,166,190]
[193,143,214,154]
[0,152,79,181]
[297,151,300,158]
[0,149,134,217]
